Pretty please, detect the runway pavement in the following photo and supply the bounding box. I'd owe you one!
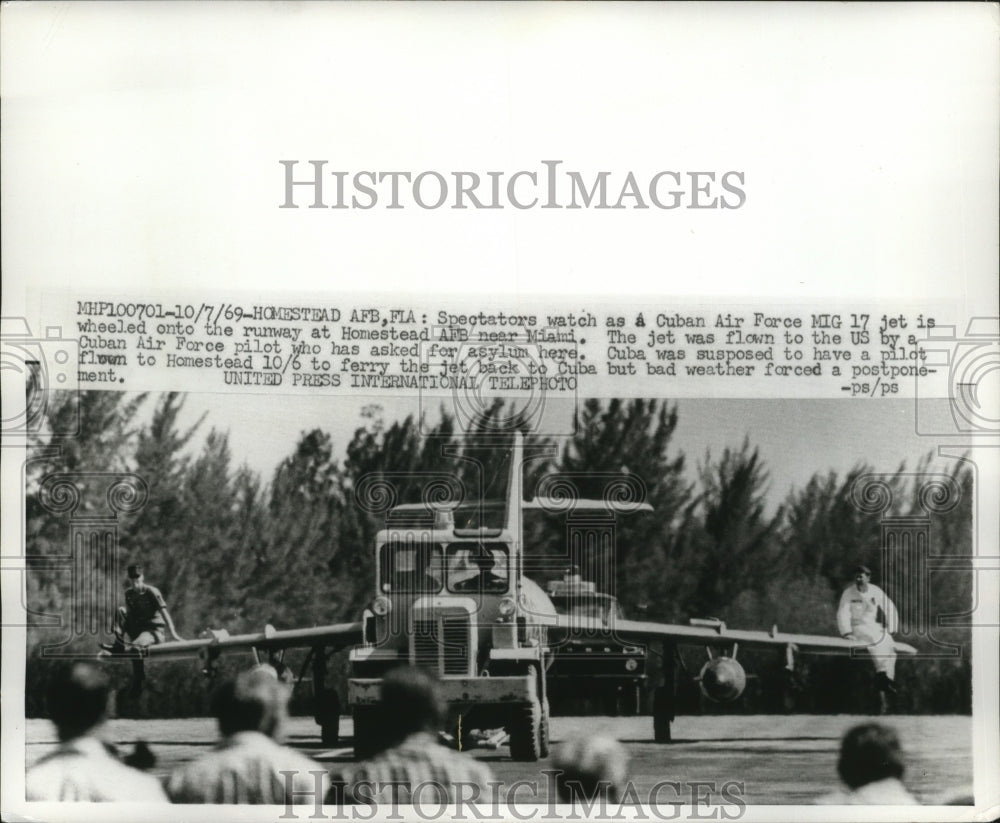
[24,714,973,806]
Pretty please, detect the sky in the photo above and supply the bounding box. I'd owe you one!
[159,392,961,513]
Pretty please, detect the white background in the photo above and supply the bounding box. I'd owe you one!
[2,3,997,305]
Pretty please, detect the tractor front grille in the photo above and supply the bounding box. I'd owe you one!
[412,610,472,675]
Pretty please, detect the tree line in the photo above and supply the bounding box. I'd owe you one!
[24,392,972,717]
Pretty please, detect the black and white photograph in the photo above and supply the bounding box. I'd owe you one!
[17,390,978,812]
[2,3,997,822]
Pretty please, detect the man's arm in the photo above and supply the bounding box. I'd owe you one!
[836,588,854,637]
[876,585,899,634]
[150,586,184,641]
[159,606,184,642]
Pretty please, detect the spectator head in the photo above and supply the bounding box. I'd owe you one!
[552,734,629,804]
[380,665,446,748]
[211,668,291,740]
[837,723,905,789]
[252,663,280,680]
[46,662,111,742]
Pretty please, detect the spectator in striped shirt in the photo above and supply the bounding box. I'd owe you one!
[26,662,168,802]
[166,667,327,804]
[327,666,495,807]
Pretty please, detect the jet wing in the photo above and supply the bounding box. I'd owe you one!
[139,621,364,660]
[523,498,654,514]
[540,614,918,656]
[388,499,654,514]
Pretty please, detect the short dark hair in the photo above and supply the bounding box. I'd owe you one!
[127,564,143,579]
[46,663,110,741]
[211,669,289,738]
[380,665,446,746]
[853,565,872,576]
[837,723,905,789]
[553,735,628,804]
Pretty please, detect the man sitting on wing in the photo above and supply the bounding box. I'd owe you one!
[102,563,183,654]
[837,564,900,705]
[100,563,183,694]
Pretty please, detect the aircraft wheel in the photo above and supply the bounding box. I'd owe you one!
[507,700,541,761]
[653,687,673,743]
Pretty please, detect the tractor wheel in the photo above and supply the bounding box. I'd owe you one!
[653,686,673,743]
[539,699,551,759]
[507,700,542,762]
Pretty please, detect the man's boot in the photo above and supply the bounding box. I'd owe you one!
[129,659,146,697]
[878,689,890,715]
[876,671,898,695]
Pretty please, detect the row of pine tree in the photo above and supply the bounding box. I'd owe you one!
[24,392,972,716]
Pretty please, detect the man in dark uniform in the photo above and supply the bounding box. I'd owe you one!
[102,564,182,653]
[452,548,506,593]
[100,564,183,695]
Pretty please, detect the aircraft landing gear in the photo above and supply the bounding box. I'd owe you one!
[653,641,677,744]
[311,647,341,746]
[352,705,381,759]
[319,693,342,745]
[653,686,673,742]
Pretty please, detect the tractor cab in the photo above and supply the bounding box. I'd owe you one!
[348,437,556,761]
[358,508,533,675]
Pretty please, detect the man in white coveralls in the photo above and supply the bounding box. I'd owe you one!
[837,565,900,708]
